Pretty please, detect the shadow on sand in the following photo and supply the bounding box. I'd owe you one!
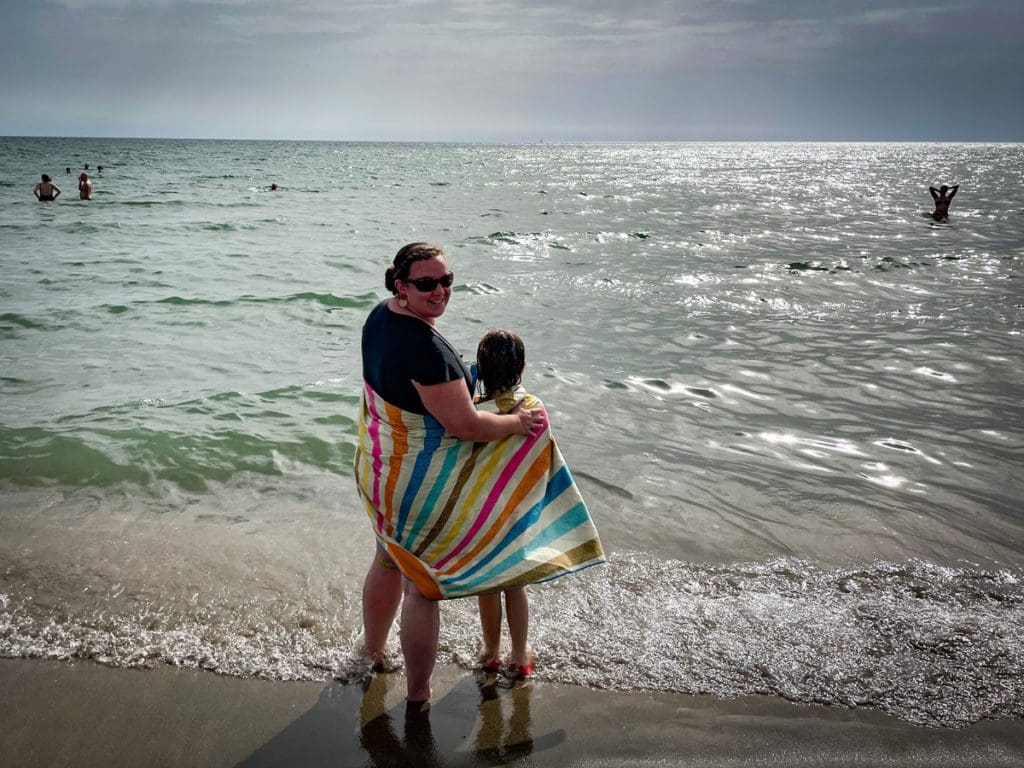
[236,671,565,767]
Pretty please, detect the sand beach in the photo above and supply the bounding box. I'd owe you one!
[2,658,1022,767]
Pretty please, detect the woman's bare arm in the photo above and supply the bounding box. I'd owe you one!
[415,379,544,441]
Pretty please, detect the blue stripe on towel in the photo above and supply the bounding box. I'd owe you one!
[443,500,591,591]
[394,417,444,542]
[441,465,573,585]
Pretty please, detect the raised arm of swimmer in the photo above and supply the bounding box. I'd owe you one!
[930,185,960,200]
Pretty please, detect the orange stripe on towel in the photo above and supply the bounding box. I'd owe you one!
[387,543,442,600]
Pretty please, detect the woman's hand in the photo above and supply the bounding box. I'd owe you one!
[511,401,547,437]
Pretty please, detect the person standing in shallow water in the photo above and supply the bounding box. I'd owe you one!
[78,173,93,200]
[33,174,61,201]
[474,328,537,681]
[358,243,545,704]
[930,184,959,221]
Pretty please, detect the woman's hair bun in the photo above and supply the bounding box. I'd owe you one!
[385,266,397,294]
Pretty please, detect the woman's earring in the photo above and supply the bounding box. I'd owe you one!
[398,295,408,308]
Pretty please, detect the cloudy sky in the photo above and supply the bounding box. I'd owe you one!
[1,0,1020,141]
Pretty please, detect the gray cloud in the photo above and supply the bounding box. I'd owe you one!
[1,0,1020,139]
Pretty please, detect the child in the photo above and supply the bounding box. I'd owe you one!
[474,328,537,679]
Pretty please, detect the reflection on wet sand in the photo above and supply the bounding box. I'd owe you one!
[471,671,536,762]
[237,669,566,766]
[359,675,443,767]
[358,671,564,767]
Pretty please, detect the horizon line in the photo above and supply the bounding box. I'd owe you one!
[3,134,1022,145]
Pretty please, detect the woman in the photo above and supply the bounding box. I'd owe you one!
[78,173,93,200]
[358,243,546,703]
[929,183,959,221]
[33,174,61,202]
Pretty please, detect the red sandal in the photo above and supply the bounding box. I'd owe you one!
[506,661,534,680]
[478,656,502,673]
[506,651,536,680]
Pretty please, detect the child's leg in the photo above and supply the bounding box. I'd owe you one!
[477,592,503,665]
[504,587,531,668]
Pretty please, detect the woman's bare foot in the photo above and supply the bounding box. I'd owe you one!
[367,646,401,673]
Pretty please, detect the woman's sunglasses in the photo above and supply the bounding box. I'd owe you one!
[403,272,455,292]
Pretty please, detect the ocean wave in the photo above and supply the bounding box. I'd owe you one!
[0,295,367,332]
[0,421,355,491]
[1,555,1019,727]
[148,292,377,310]
[114,200,186,207]
[512,556,1024,728]
[195,222,243,232]
[0,312,60,332]
[154,296,234,308]
[468,231,572,260]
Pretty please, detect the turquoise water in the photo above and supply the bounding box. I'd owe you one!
[2,137,1023,727]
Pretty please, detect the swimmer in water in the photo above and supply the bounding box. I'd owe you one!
[33,174,61,202]
[79,173,93,200]
[929,184,959,221]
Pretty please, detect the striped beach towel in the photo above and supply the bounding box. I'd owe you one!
[354,382,605,600]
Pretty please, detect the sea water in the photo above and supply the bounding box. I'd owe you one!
[1,138,1022,727]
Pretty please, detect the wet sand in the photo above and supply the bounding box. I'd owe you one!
[1,658,1022,767]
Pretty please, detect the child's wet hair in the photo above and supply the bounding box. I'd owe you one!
[476,329,525,399]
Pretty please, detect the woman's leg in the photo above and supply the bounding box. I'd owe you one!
[477,593,503,666]
[400,577,439,702]
[361,548,402,665]
[504,587,531,668]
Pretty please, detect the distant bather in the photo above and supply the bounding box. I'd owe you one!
[929,184,959,221]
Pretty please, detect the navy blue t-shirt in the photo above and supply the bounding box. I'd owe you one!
[361,300,473,415]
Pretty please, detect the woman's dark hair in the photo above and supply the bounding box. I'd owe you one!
[385,242,445,294]
[41,174,51,182]
[476,329,526,399]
